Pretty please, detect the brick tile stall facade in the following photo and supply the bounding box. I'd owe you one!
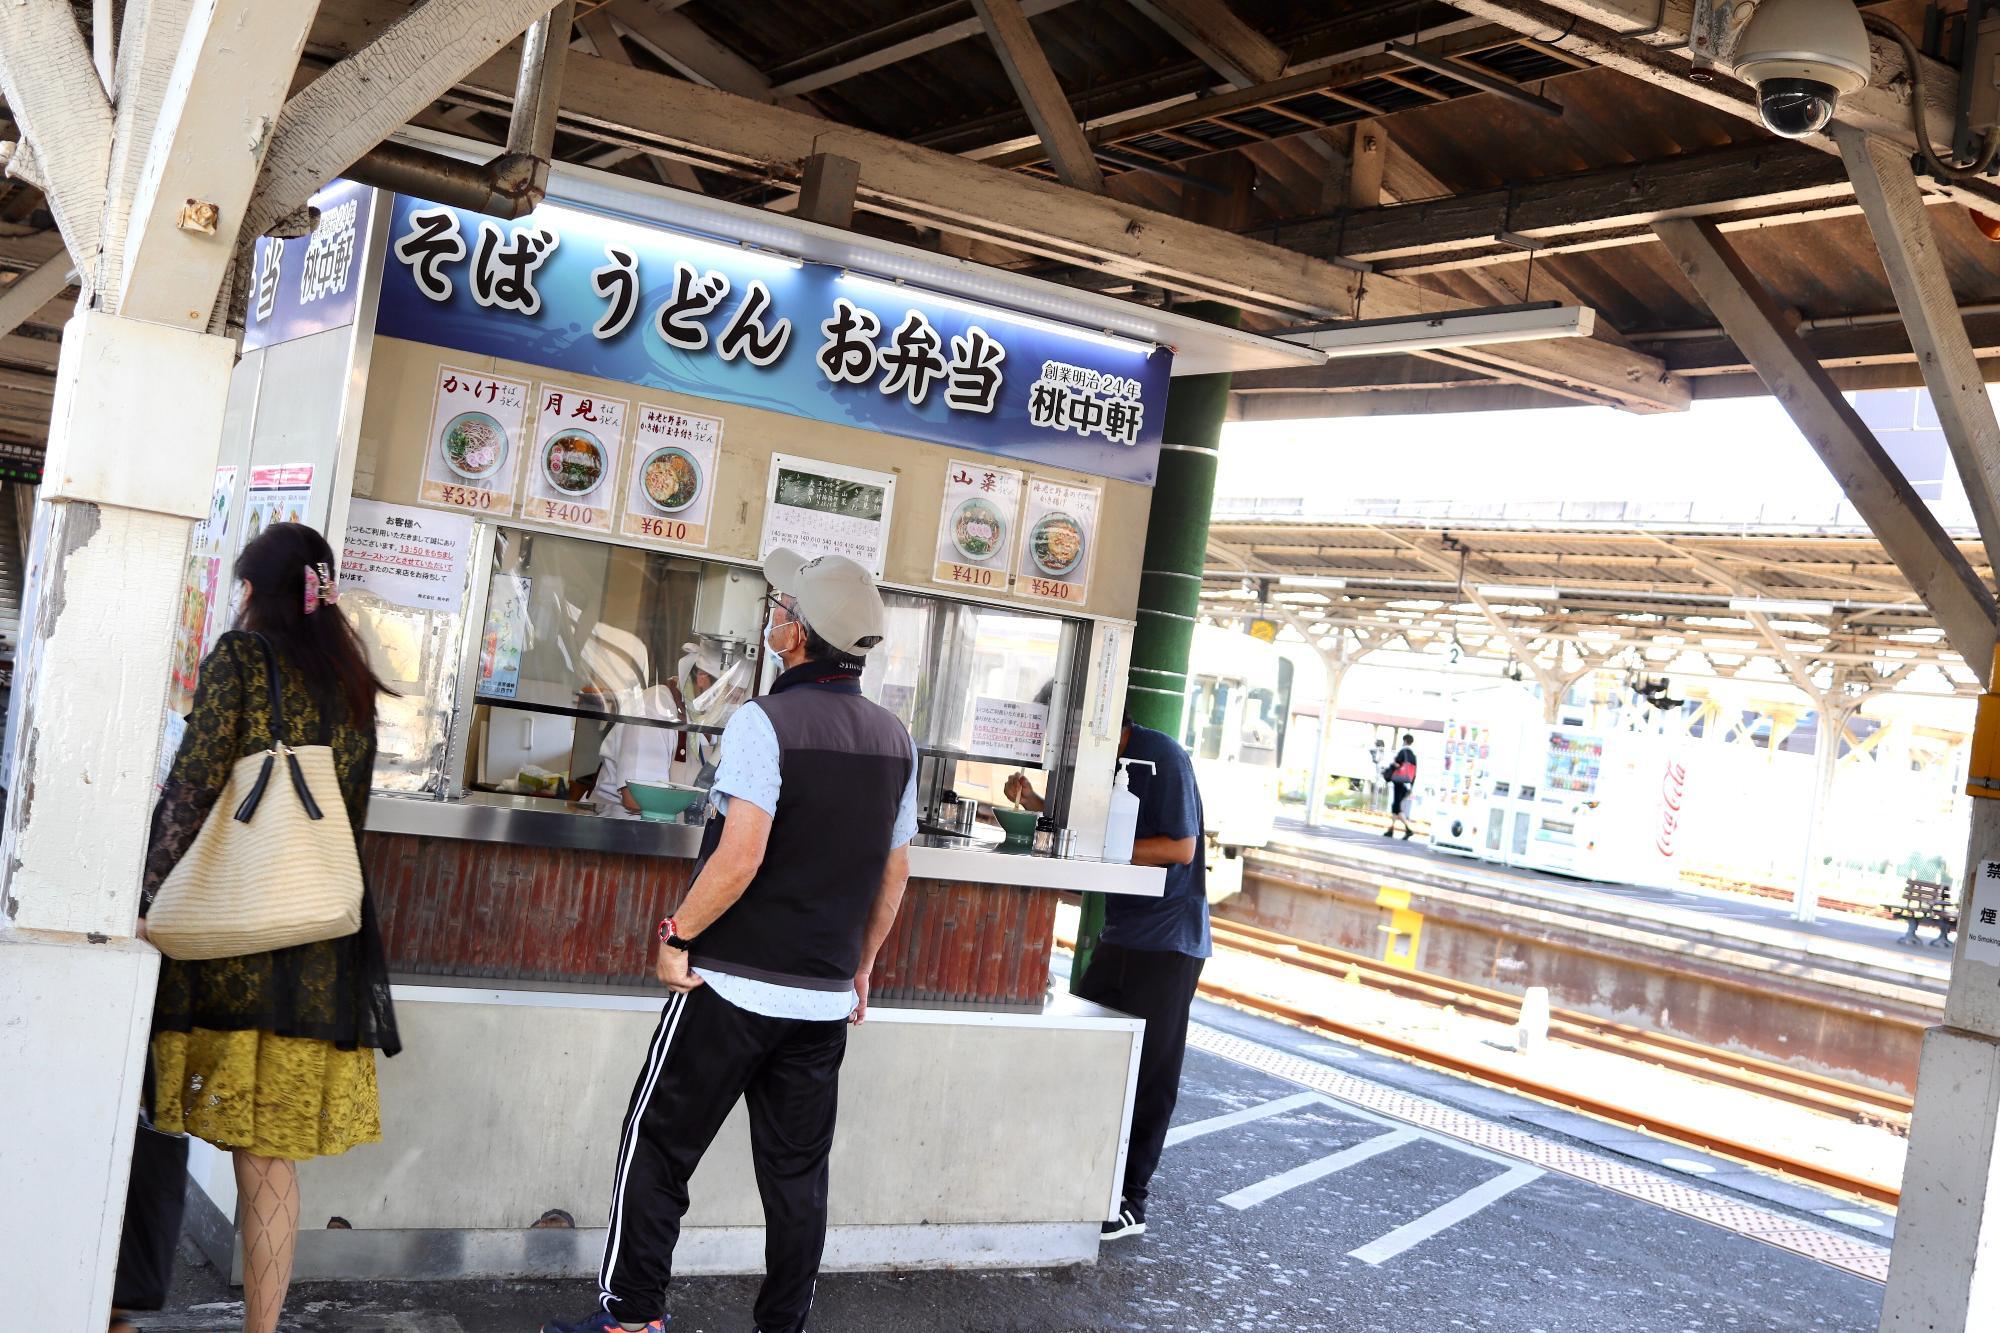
[364,832,1056,1006]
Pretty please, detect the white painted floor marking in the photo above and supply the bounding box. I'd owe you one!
[1164,1091,1325,1148]
[1219,1128,1419,1211]
[1348,1164,1545,1265]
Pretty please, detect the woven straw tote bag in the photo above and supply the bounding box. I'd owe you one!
[147,633,364,961]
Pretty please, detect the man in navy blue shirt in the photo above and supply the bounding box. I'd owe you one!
[1008,714,1209,1240]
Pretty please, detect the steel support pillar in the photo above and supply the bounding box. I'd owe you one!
[0,311,235,1324]
[1074,302,1235,985]
[1792,703,1851,926]
[1304,658,1351,830]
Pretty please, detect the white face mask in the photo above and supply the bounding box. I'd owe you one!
[764,611,794,660]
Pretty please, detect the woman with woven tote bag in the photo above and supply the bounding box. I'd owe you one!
[133,523,399,1333]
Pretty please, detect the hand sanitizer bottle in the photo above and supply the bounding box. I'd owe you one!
[1103,757,1154,863]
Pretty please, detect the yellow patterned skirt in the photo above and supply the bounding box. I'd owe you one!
[152,1028,382,1162]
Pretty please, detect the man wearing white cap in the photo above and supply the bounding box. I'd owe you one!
[547,549,917,1333]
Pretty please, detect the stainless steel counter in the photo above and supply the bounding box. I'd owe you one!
[365,792,1164,897]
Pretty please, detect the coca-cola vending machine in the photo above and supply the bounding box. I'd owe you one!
[1521,726,1697,890]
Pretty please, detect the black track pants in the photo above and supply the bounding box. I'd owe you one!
[597,984,848,1332]
[1073,941,1206,1207]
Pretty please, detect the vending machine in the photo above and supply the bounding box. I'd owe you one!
[1521,726,1695,890]
[1428,683,1545,862]
[1428,717,1493,858]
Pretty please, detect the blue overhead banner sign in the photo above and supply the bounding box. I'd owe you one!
[243,178,375,352]
[372,194,1171,485]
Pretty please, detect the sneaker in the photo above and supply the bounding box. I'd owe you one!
[541,1313,667,1332]
[1101,1201,1146,1240]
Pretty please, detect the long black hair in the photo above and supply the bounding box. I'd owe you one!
[234,523,388,727]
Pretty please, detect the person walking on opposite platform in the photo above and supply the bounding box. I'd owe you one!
[1385,732,1419,840]
[138,524,399,1333]
[1005,713,1208,1240]
[544,548,917,1333]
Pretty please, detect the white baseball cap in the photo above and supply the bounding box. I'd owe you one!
[763,548,887,656]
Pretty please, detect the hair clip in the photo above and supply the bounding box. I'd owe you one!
[317,562,339,606]
[304,564,321,615]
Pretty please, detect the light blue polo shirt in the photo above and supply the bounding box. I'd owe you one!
[697,701,919,1019]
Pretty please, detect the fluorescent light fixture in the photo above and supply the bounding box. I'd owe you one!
[1280,304,1596,360]
[538,202,805,269]
[1477,583,1559,600]
[1727,597,1835,617]
[836,271,1156,355]
[1280,575,1348,590]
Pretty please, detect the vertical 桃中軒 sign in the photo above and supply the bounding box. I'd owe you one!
[933,458,1021,594]
[420,366,530,514]
[522,384,627,533]
[1015,475,1100,606]
[620,404,722,549]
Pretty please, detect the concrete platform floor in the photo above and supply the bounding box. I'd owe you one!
[140,992,1888,1333]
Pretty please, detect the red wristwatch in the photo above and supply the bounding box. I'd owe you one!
[658,916,693,952]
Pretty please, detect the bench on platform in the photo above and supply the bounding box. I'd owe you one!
[1889,878,1957,948]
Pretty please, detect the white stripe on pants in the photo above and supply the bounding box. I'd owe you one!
[599,991,689,1309]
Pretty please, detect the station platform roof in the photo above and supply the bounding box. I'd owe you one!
[6,0,2000,456]
[1203,500,1988,693]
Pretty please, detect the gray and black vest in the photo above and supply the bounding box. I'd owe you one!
[690,670,914,993]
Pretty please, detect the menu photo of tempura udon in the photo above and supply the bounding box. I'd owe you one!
[620,402,724,549]
[1014,475,1101,607]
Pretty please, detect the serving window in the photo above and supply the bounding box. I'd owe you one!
[465,527,762,809]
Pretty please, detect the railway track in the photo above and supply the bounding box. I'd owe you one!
[1206,916,1913,1128]
[1058,916,1906,1209]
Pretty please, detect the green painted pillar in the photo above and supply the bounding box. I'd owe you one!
[1074,302,1238,988]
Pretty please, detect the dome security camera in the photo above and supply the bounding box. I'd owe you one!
[1730,0,1873,138]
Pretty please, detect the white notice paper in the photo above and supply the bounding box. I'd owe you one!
[341,499,475,613]
[1968,861,2000,966]
[970,695,1048,765]
[760,454,896,577]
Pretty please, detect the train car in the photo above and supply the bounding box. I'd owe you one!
[1182,622,1293,899]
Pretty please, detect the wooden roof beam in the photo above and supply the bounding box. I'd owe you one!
[1286,141,1854,267]
[769,0,1074,98]
[973,0,1105,192]
[0,255,73,341]
[0,0,110,269]
[1126,0,1287,86]
[1837,125,2000,582]
[606,0,814,113]
[304,8,1368,318]
[1654,216,1998,684]
[300,5,1685,407]
[246,0,565,244]
[573,8,704,190]
[1448,0,2000,214]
